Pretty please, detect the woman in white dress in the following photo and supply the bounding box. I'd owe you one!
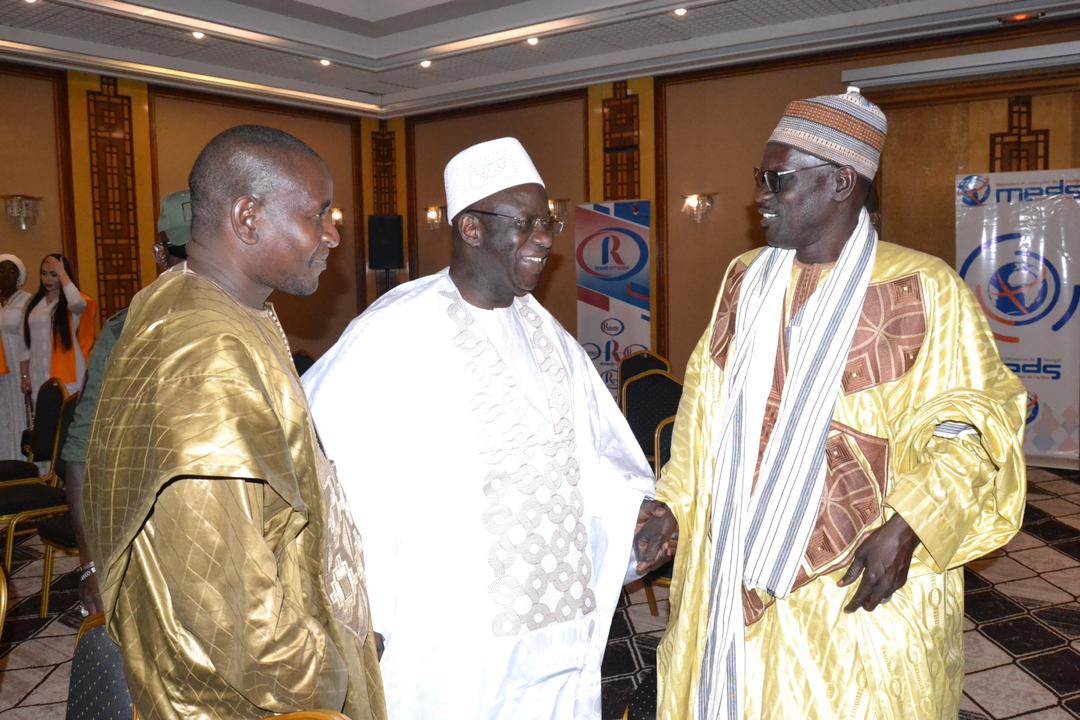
[0,254,32,458]
[19,253,98,407]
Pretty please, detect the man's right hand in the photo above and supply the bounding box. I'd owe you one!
[633,499,678,574]
[79,571,103,616]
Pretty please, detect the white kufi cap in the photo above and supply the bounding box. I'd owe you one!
[443,137,544,220]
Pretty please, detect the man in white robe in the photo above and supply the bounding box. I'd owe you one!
[304,137,675,719]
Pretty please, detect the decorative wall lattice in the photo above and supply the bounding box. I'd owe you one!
[603,81,640,200]
[372,119,397,214]
[87,76,140,319]
[990,96,1049,173]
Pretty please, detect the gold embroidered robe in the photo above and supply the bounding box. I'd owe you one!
[655,242,1027,719]
[85,270,385,720]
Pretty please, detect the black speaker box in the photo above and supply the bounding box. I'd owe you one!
[368,214,404,270]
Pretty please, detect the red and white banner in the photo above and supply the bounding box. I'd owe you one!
[575,201,652,397]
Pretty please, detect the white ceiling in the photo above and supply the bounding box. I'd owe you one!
[0,0,1077,116]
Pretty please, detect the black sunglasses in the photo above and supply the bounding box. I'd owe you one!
[753,162,835,194]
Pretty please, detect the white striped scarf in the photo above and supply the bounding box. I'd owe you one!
[698,209,878,720]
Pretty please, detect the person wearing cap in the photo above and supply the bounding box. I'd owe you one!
[0,253,31,458]
[61,188,191,618]
[84,126,385,720]
[654,89,1025,718]
[304,137,675,719]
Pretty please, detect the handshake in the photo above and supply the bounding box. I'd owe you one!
[633,498,678,575]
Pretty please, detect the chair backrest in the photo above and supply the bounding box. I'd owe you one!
[27,379,66,465]
[621,369,683,459]
[654,415,676,479]
[0,565,7,639]
[68,615,353,720]
[68,614,135,720]
[52,393,79,482]
[617,350,670,407]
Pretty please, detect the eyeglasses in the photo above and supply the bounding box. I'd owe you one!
[753,162,835,194]
[466,209,565,237]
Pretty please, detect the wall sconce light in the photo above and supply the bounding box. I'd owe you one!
[681,193,716,223]
[425,205,445,230]
[548,198,571,221]
[3,195,42,231]
[330,207,344,227]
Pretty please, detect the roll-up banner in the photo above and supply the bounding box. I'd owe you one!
[956,171,1079,469]
[575,201,652,398]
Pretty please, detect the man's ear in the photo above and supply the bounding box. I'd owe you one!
[457,213,483,248]
[151,242,167,269]
[231,196,260,246]
[833,166,859,202]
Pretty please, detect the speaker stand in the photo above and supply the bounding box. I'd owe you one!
[375,268,397,298]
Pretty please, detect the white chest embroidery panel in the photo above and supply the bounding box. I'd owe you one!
[444,292,597,637]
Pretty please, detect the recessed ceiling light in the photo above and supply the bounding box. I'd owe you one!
[526,37,539,46]
[673,7,687,16]
[191,31,205,39]
[420,59,432,68]
[320,58,331,66]
[24,0,37,4]
[997,11,1045,24]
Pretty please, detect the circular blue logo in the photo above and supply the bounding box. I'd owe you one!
[958,233,1077,339]
[989,258,1050,318]
[576,227,648,281]
[957,175,991,206]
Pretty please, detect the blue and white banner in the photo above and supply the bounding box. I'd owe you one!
[956,171,1079,468]
[575,201,651,397]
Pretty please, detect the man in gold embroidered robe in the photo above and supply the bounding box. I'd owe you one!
[655,91,1026,719]
[84,125,385,720]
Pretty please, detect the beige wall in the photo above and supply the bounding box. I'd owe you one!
[0,69,64,288]
[410,96,587,333]
[151,93,360,358]
[661,26,1080,372]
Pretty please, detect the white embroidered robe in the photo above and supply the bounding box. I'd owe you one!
[304,268,654,720]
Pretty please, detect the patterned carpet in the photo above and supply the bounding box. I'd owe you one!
[0,466,1077,718]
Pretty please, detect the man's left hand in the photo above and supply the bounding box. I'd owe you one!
[634,499,678,574]
[837,513,920,613]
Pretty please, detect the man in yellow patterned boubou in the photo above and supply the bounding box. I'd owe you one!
[655,88,1026,720]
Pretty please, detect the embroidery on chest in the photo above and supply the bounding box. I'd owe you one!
[317,455,368,640]
[444,293,597,636]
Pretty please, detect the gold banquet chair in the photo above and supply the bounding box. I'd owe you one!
[32,395,81,616]
[617,349,670,411]
[620,369,683,467]
[36,512,78,617]
[0,564,8,639]
[0,380,72,570]
[70,615,355,720]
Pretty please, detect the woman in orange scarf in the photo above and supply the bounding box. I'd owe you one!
[19,254,98,406]
[0,254,32,458]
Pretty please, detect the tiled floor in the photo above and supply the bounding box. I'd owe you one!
[960,466,1080,720]
[0,539,83,719]
[2,466,1078,718]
